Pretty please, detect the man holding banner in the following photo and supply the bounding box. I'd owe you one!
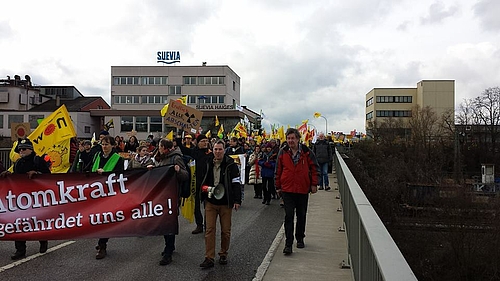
[0,138,52,260]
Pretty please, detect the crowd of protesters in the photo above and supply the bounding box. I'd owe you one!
[2,128,334,268]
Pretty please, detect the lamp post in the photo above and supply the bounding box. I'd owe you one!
[197,95,208,109]
[314,112,328,134]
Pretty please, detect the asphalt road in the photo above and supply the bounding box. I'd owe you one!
[0,186,284,281]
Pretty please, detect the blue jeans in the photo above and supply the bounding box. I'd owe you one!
[319,162,329,188]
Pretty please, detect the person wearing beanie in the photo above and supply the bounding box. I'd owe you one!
[196,134,208,143]
[0,138,52,260]
[176,132,212,234]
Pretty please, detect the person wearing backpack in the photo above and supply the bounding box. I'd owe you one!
[149,138,188,265]
[0,138,52,260]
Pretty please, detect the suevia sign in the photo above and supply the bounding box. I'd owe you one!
[157,51,180,64]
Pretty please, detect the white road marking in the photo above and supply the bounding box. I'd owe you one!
[0,241,76,273]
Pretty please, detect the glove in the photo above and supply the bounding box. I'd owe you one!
[0,171,11,178]
[27,170,38,179]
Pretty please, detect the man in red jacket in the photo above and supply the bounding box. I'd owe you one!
[275,128,319,255]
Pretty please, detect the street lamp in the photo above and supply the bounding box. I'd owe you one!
[197,95,208,109]
[313,112,328,134]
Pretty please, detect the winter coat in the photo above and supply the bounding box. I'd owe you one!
[127,154,153,170]
[313,139,332,164]
[275,144,320,194]
[248,152,262,185]
[153,147,189,182]
[14,152,51,174]
[258,151,276,178]
[199,154,242,208]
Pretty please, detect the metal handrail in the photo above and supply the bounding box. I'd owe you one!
[334,150,417,281]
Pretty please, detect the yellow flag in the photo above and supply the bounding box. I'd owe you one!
[45,138,72,174]
[29,104,76,156]
[178,95,187,105]
[10,105,76,173]
[160,104,169,117]
[215,115,219,127]
[278,126,285,143]
[180,159,196,223]
[165,130,174,140]
[205,130,211,138]
[218,124,224,139]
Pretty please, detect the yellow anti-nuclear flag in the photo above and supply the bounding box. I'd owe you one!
[29,104,76,155]
[180,159,196,223]
[9,105,76,173]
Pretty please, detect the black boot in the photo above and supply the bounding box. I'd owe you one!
[95,244,107,259]
[11,250,26,260]
[39,241,48,253]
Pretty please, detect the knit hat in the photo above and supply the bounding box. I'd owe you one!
[196,134,208,143]
[15,138,34,153]
[99,130,109,136]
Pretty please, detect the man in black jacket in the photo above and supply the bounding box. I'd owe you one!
[0,138,52,260]
[199,140,241,268]
[312,132,333,191]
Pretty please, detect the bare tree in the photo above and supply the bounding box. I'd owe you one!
[472,87,500,161]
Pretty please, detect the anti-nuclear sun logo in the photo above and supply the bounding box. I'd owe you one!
[46,143,68,169]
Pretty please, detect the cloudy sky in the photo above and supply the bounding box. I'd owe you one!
[2,0,500,133]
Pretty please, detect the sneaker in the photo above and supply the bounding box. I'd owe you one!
[200,258,214,268]
[325,186,331,191]
[219,256,228,265]
[39,241,48,253]
[11,250,26,260]
[192,225,204,234]
[297,241,305,248]
[283,245,292,255]
[318,186,325,190]
[159,255,172,265]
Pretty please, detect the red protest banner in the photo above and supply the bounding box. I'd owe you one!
[0,166,179,241]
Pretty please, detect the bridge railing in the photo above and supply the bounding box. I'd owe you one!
[334,150,417,281]
[0,148,11,170]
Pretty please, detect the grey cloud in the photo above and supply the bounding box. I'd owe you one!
[473,0,500,31]
[420,1,459,25]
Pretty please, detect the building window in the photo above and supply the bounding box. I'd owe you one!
[0,114,3,128]
[121,116,133,132]
[199,76,225,85]
[188,96,197,104]
[183,76,197,85]
[366,97,373,107]
[29,115,44,129]
[150,116,163,132]
[135,116,148,132]
[84,126,91,133]
[376,96,412,103]
[376,110,412,117]
[233,81,236,91]
[141,77,168,85]
[169,86,182,95]
[366,111,373,120]
[114,96,140,104]
[8,115,23,128]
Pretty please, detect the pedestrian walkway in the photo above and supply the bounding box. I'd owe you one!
[256,172,354,281]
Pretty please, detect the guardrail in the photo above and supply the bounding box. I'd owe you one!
[0,148,11,169]
[334,150,417,281]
